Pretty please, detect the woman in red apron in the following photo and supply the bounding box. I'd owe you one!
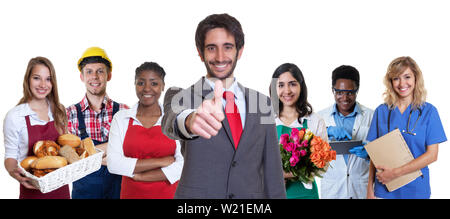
[4,57,69,199]
[107,62,183,199]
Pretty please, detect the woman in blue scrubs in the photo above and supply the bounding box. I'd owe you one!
[366,56,447,199]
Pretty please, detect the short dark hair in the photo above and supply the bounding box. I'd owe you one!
[195,13,244,57]
[79,56,112,73]
[270,63,313,121]
[332,65,360,90]
[135,62,166,82]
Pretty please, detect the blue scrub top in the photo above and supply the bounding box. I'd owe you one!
[367,102,447,199]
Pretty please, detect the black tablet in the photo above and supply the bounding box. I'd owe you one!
[329,140,363,154]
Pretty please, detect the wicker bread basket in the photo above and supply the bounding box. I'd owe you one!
[18,148,103,194]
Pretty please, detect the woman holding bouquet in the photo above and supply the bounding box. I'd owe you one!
[366,57,446,199]
[270,63,328,199]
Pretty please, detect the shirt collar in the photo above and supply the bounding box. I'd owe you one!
[18,100,54,120]
[127,102,164,126]
[17,103,34,117]
[79,94,112,112]
[204,77,242,100]
[332,102,361,117]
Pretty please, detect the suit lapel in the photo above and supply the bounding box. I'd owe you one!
[221,112,235,149]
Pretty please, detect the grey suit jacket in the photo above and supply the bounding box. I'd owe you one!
[161,77,286,199]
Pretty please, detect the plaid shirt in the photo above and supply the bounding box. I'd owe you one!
[66,95,129,142]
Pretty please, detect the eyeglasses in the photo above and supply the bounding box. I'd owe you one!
[333,88,358,97]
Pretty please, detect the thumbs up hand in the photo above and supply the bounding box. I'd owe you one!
[185,80,225,139]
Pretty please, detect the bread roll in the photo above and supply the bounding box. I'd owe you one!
[57,134,81,148]
[33,140,60,157]
[81,137,97,155]
[20,156,38,171]
[31,156,67,169]
[60,145,81,164]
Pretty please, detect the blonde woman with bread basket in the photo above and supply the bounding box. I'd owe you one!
[3,57,70,199]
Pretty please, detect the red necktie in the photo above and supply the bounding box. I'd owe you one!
[223,91,243,149]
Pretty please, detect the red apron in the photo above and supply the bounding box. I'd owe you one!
[121,118,178,199]
[19,116,70,199]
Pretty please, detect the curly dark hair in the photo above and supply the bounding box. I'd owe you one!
[332,65,360,90]
[135,61,166,82]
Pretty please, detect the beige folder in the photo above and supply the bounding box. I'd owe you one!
[364,128,422,192]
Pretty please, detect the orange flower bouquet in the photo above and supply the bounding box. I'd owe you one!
[279,128,336,183]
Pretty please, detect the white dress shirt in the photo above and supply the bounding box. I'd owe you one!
[177,77,246,138]
[3,103,54,161]
[107,102,183,184]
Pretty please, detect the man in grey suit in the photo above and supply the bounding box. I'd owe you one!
[161,13,286,199]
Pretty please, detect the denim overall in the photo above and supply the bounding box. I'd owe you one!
[71,102,122,199]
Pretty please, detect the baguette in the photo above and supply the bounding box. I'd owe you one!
[31,156,67,169]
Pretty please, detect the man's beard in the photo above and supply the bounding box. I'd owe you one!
[87,87,106,97]
[204,54,239,80]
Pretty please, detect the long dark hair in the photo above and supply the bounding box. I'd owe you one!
[270,63,313,124]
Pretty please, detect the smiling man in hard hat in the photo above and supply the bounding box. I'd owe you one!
[66,47,129,199]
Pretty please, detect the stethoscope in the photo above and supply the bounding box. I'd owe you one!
[387,107,422,136]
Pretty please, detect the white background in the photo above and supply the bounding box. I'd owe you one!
[1,0,449,198]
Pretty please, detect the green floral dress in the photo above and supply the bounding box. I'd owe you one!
[276,118,319,199]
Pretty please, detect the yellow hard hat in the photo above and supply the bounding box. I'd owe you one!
[77,47,112,72]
